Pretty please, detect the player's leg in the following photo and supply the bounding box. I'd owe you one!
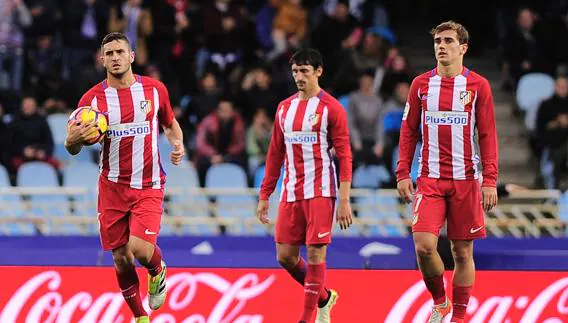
[447,179,485,322]
[412,178,451,322]
[304,197,336,323]
[130,187,167,310]
[98,177,148,320]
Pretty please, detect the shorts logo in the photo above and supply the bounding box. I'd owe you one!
[424,111,468,126]
[308,113,320,126]
[317,232,330,238]
[107,121,151,138]
[470,226,484,234]
[459,90,473,105]
[140,100,152,114]
[144,229,157,235]
[284,131,318,144]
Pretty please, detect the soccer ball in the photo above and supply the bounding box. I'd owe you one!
[68,106,108,145]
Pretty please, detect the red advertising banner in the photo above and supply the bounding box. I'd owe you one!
[0,267,566,323]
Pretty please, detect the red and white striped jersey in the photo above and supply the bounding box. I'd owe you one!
[260,90,352,202]
[78,75,175,189]
[396,67,498,187]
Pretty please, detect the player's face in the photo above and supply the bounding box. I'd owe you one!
[101,40,134,78]
[291,64,322,92]
[433,30,467,66]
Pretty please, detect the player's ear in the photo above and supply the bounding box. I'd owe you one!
[316,66,323,77]
[130,50,135,64]
[460,43,468,55]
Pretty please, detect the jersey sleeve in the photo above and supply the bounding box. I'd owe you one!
[157,81,175,128]
[475,79,499,187]
[259,106,286,200]
[327,101,352,182]
[396,77,422,182]
[77,90,95,108]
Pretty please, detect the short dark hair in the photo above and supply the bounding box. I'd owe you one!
[101,32,131,49]
[430,21,469,44]
[289,48,323,70]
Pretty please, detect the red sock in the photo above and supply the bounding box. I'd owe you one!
[452,285,472,319]
[300,263,326,322]
[284,257,330,305]
[424,274,446,305]
[146,245,163,276]
[116,266,147,317]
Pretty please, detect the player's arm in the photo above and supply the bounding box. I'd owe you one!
[158,82,185,165]
[259,109,286,201]
[328,104,353,230]
[396,78,422,203]
[257,108,286,224]
[476,79,499,211]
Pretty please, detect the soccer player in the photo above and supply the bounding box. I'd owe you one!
[64,32,184,323]
[396,21,498,323]
[256,48,353,323]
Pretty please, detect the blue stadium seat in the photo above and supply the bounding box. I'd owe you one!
[0,165,33,235]
[206,164,260,235]
[516,73,555,131]
[47,113,70,145]
[18,162,74,234]
[63,162,99,234]
[353,165,390,189]
[254,165,285,189]
[355,191,406,237]
[392,143,421,183]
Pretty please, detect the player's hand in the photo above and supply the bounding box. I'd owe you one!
[481,186,498,212]
[66,120,97,145]
[336,200,353,230]
[397,179,414,204]
[170,140,185,165]
[256,199,270,224]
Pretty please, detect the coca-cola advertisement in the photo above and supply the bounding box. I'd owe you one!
[0,267,566,323]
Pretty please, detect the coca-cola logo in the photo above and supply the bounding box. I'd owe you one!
[386,277,568,322]
[0,271,275,323]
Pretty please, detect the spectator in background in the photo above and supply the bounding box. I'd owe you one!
[266,0,307,61]
[61,0,109,80]
[23,0,58,37]
[9,96,59,174]
[502,7,547,88]
[0,103,12,175]
[0,0,31,94]
[199,0,245,75]
[348,70,384,166]
[239,66,280,122]
[190,72,222,124]
[536,76,568,189]
[549,8,568,75]
[377,81,410,173]
[108,0,153,68]
[246,109,272,175]
[195,97,246,186]
[380,53,412,99]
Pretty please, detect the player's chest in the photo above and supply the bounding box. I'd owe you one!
[280,101,327,145]
[419,82,477,126]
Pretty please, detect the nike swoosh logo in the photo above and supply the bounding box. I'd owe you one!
[305,283,320,286]
[317,232,330,238]
[470,226,484,234]
[145,229,157,235]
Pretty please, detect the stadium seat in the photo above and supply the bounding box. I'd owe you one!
[63,162,99,234]
[206,164,260,235]
[355,191,406,237]
[254,165,285,189]
[392,143,421,183]
[17,162,73,234]
[353,165,390,189]
[515,73,555,131]
[47,113,70,145]
[0,165,33,235]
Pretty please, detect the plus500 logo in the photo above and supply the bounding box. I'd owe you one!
[425,111,468,126]
[107,121,150,138]
[284,132,318,144]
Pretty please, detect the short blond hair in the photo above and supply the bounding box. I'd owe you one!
[430,21,469,44]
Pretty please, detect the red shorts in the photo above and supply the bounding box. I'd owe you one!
[412,178,486,240]
[97,176,164,250]
[275,197,335,245]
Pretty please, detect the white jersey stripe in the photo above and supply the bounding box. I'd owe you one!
[105,87,121,182]
[277,107,285,200]
[452,75,467,179]
[301,97,319,199]
[320,106,331,197]
[471,92,479,179]
[152,88,161,189]
[284,99,299,202]
[426,75,441,178]
[129,82,146,189]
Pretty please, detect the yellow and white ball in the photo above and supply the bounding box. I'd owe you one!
[68,106,108,145]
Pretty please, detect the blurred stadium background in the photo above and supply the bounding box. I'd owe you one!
[0,0,568,322]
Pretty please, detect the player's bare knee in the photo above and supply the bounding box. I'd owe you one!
[306,244,326,264]
[415,241,437,259]
[451,243,473,265]
[112,247,134,272]
[277,254,297,269]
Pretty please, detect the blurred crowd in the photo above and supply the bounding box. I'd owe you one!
[0,0,411,187]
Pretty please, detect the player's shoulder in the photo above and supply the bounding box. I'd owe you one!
[274,93,299,115]
[79,81,105,105]
[465,68,491,88]
[139,75,167,90]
